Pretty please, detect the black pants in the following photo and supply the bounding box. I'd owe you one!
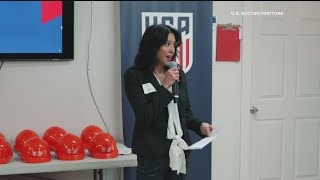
[136,157,187,180]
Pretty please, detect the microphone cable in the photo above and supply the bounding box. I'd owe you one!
[0,61,4,71]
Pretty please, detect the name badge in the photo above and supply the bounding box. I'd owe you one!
[142,83,156,94]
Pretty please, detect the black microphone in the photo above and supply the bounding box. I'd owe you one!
[168,61,179,103]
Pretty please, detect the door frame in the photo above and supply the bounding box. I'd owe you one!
[240,1,254,180]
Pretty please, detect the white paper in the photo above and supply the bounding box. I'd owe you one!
[186,129,220,150]
[116,142,132,155]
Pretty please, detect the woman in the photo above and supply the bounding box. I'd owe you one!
[123,24,214,180]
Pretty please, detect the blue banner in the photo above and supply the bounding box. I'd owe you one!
[120,2,212,180]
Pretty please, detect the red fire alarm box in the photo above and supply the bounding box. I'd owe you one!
[216,24,241,61]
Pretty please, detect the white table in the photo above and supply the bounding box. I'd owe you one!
[0,144,137,180]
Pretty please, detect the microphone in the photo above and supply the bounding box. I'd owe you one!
[168,61,179,103]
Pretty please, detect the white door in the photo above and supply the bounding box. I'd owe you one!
[241,1,320,180]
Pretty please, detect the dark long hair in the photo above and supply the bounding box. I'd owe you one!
[133,24,181,71]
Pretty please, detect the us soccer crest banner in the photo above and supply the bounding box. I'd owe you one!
[120,2,212,180]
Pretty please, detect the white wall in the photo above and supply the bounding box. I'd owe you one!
[0,1,122,180]
[0,1,244,180]
[212,1,243,180]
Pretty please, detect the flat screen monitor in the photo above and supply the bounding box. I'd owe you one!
[0,1,74,60]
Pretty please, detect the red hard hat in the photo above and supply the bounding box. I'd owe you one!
[89,132,118,159]
[14,129,39,152]
[81,125,103,149]
[21,137,51,163]
[43,126,67,151]
[55,133,85,160]
[0,137,13,164]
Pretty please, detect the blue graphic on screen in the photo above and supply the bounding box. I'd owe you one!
[0,1,62,53]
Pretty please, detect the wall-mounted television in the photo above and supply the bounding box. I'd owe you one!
[0,1,74,60]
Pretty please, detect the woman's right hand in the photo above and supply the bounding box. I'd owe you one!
[162,67,179,88]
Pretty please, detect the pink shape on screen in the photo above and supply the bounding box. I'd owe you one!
[42,1,62,24]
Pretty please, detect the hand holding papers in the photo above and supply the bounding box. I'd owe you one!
[187,128,220,150]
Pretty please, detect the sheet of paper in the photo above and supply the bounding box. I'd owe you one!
[117,142,132,155]
[186,129,220,150]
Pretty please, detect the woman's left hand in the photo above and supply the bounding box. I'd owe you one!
[200,122,214,137]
